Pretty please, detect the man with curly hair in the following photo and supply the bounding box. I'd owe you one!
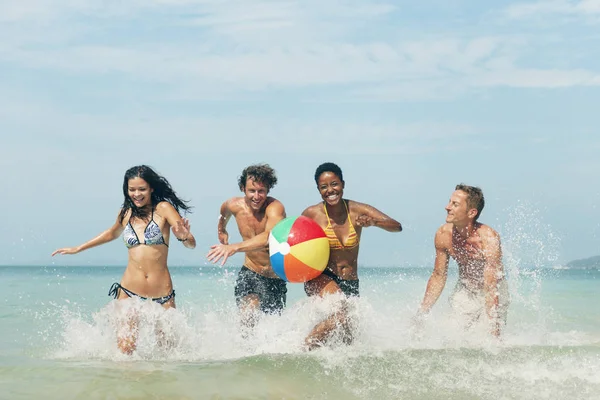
[207,164,287,329]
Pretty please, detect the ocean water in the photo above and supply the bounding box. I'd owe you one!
[1,265,599,400]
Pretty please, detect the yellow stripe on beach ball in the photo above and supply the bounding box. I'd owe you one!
[289,237,330,272]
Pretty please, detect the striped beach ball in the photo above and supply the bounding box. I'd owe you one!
[268,216,330,283]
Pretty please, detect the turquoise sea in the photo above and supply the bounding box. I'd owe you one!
[1,265,599,400]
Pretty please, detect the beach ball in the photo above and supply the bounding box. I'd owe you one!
[269,216,330,283]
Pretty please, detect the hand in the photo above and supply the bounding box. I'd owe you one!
[411,312,425,329]
[355,214,377,227]
[173,218,191,241]
[490,321,501,338]
[410,311,427,339]
[218,230,229,245]
[51,247,79,256]
[207,243,238,266]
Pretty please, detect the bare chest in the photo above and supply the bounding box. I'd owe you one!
[449,234,486,268]
[235,211,267,239]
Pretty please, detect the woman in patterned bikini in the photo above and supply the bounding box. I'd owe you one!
[301,162,402,350]
[52,165,196,353]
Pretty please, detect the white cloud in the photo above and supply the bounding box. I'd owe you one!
[471,68,600,88]
[345,79,467,102]
[1,0,599,103]
[3,34,597,102]
[505,0,600,19]
[0,35,541,92]
[0,85,479,157]
[505,0,571,18]
[579,0,600,12]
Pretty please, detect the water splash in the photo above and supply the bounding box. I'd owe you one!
[17,266,600,400]
[500,200,562,342]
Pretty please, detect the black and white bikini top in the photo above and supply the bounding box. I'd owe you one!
[123,210,167,248]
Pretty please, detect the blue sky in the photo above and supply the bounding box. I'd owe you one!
[1,0,599,268]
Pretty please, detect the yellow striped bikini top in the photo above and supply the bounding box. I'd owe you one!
[323,200,359,250]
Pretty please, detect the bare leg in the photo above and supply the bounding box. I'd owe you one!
[114,290,139,355]
[114,289,176,354]
[304,275,351,350]
[156,297,176,349]
[117,315,139,355]
[238,294,261,337]
[305,307,352,350]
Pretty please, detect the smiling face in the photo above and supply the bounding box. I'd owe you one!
[243,177,268,211]
[127,177,153,208]
[317,171,344,206]
[445,190,477,225]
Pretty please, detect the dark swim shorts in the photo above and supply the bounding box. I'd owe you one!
[318,269,360,297]
[234,266,287,314]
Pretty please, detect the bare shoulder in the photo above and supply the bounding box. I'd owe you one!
[155,201,180,221]
[118,208,131,226]
[346,199,373,218]
[301,203,322,218]
[435,223,453,248]
[438,223,453,235]
[477,223,501,243]
[224,197,245,213]
[346,199,368,211]
[156,201,176,213]
[265,197,284,208]
[346,199,388,217]
[265,197,285,215]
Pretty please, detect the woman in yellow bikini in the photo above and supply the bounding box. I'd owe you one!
[302,162,402,349]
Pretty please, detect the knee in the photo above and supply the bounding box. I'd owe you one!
[118,336,136,355]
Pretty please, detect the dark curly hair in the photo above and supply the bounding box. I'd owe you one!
[119,165,192,223]
[455,183,485,220]
[238,164,278,192]
[314,162,344,185]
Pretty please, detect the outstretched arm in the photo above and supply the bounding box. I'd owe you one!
[418,229,449,315]
[482,229,503,337]
[51,213,125,256]
[159,202,196,249]
[353,202,402,232]
[236,200,286,252]
[207,200,286,265]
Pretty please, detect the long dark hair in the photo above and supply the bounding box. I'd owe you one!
[119,165,192,223]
